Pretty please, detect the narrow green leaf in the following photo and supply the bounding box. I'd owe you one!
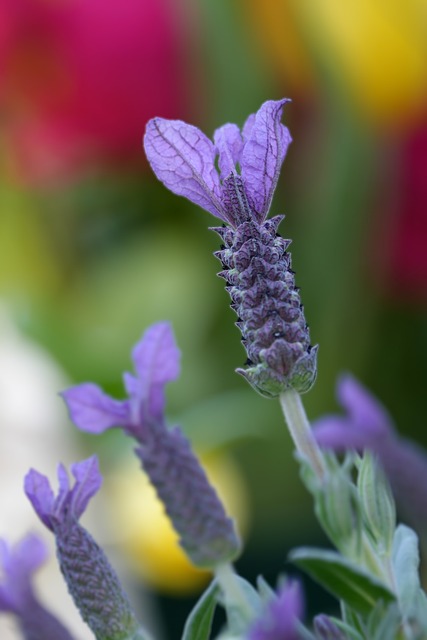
[182,579,219,640]
[392,524,420,617]
[256,575,275,602]
[223,576,261,635]
[289,547,395,616]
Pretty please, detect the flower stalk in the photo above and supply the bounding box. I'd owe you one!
[280,389,327,482]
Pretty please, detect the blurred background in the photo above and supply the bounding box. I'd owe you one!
[1,0,427,637]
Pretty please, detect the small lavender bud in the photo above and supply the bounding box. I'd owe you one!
[213,217,317,397]
[136,425,241,568]
[313,614,346,639]
[55,521,141,640]
[357,452,396,554]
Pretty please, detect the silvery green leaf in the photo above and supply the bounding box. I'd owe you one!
[412,590,427,634]
[357,453,395,554]
[295,620,317,639]
[182,579,220,640]
[326,617,364,640]
[367,602,401,640]
[392,524,420,617]
[256,575,275,602]
[289,547,395,616]
[221,576,261,635]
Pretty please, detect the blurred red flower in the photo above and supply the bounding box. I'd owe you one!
[0,0,192,182]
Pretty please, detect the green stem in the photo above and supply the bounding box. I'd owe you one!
[279,389,327,483]
[214,562,253,622]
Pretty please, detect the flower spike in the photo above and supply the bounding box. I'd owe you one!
[62,323,241,569]
[25,457,149,640]
[144,101,316,397]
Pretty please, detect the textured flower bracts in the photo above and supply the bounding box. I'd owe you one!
[213,216,317,396]
[144,99,317,397]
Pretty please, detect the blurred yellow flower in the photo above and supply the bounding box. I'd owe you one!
[106,450,249,595]
[244,0,427,128]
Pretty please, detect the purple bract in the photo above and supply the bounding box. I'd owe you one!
[247,580,303,640]
[61,321,180,440]
[144,99,291,227]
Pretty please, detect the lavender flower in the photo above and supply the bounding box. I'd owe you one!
[0,533,75,640]
[144,100,317,397]
[246,580,303,640]
[62,322,240,568]
[313,374,427,536]
[24,456,145,640]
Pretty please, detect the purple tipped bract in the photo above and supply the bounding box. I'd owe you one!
[144,99,291,227]
[24,456,102,532]
[61,321,180,440]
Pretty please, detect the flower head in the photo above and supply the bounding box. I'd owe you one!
[144,99,291,227]
[25,457,145,640]
[247,580,303,640]
[62,322,240,568]
[144,102,317,397]
[0,533,75,640]
[62,321,180,441]
[313,374,427,535]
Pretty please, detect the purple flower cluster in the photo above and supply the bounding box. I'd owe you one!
[144,100,317,397]
[62,322,240,568]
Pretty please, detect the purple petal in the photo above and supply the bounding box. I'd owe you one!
[213,123,243,179]
[14,533,48,575]
[0,535,48,611]
[241,99,292,222]
[313,417,380,452]
[248,580,303,640]
[337,374,395,438]
[61,383,130,434]
[132,322,180,386]
[69,456,102,520]
[144,118,229,222]
[242,113,255,142]
[130,322,180,419]
[24,470,56,531]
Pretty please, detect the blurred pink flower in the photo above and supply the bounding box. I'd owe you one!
[0,0,192,182]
